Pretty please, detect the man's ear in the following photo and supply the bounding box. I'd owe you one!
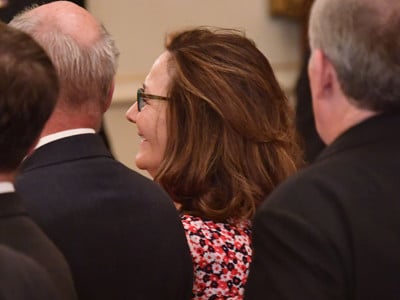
[308,49,345,145]
[102,80,115,113]
[308,49,337,102]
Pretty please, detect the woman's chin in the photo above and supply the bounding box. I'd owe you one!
[135,155,159,179]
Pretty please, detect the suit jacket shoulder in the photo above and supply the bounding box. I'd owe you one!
[246,113,400,300]
[16,134,193,300]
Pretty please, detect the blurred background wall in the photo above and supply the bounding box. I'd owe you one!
[86,0,302,176]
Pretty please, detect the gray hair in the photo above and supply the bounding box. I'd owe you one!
[10,9,119,108]
[309,0,400,111]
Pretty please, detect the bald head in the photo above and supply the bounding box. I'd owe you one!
[20,1,100,47]
[9,0,119,129]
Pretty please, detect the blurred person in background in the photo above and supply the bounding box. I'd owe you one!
[0,20,76,300]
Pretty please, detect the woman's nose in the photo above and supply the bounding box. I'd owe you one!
[126,102,138,123]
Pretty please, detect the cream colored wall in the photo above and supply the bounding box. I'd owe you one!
[87,0,301,176]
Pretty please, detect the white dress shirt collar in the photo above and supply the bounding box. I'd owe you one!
[0,182,15,194]
[35,128,96,150]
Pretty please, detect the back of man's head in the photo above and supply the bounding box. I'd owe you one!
[0,21,59,172]
[9,1,119,117]
[309,0,400,112]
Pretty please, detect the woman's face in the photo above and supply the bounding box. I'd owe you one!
[126,51,171,177]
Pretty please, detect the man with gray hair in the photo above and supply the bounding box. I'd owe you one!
[245,0,400,299]
[11,2,193,300]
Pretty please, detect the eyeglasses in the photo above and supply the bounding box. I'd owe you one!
[136,87,169,111]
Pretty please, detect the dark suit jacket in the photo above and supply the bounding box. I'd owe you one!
[0,192,77,300]
[245,113,400,300]
[0,244,62,300]
[16,133,193,300]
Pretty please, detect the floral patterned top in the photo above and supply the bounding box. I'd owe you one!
[181,215,252,300]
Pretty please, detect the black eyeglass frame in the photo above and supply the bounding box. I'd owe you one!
[136,87,169,111]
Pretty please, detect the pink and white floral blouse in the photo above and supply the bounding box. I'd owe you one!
[181,215,252,300]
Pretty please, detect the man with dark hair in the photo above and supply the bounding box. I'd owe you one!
[0,21,77,300]
[245,0,400,299]
[11,2,193,300]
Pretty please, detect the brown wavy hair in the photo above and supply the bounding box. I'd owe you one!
[156,27,302,222]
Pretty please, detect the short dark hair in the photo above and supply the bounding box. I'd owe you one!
[0,22,59,172]
[158,28,302,222]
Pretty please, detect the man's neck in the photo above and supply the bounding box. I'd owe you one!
[326,105,378,145]
[0,172,15,183]
[41,105,102,137]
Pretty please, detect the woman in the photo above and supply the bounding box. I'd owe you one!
[126,28,302,299]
